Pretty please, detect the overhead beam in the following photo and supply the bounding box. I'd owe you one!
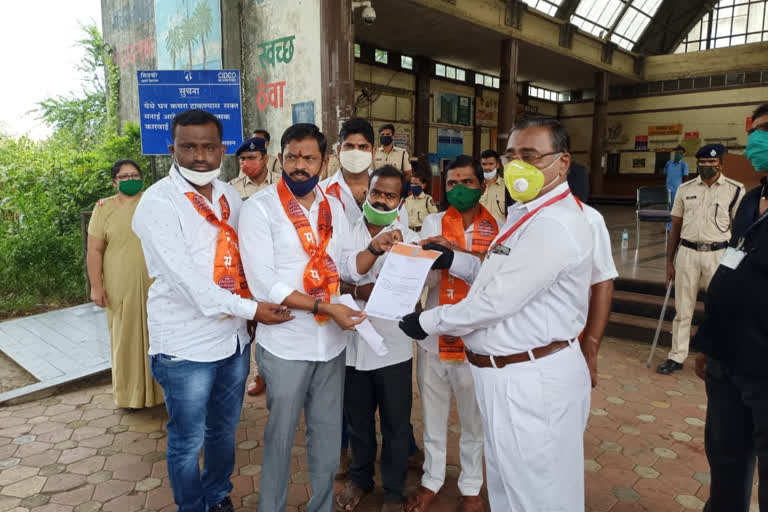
[555,0,580,20]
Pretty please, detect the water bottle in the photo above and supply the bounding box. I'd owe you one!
[621,229,629,250]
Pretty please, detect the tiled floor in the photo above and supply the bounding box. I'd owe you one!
[0,336,757,512]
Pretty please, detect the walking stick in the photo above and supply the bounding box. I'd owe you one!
[646,281,673,368]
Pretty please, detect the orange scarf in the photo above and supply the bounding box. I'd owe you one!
[326,182,344,210]
[277,178,340,322]
[184,192,250,298]
[438,205,499,362]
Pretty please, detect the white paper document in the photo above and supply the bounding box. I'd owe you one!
[364,243,441,321]
[335,294,388,356]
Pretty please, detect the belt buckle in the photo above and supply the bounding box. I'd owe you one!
[699,244,710,252]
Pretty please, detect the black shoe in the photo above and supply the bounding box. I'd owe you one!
[657,359,683,375]
[209,497,234,512]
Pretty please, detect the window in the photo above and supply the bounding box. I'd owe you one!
[354,43,360,58]
[435,63,446,77]
[528,84,560,101]
[571,0,662,50]
[493,77,500,89]
[446,66,456,80]
[456,69,466,81]
[484,75,494,87]
[401,55,413,70]
[475,73,485,85]
[374,49,388,64]
[521,0,563,16]
[676,1,768,53]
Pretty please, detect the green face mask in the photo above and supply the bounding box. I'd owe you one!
[118,179,143,196]
[674,153,683,162]
[446,184,482,212]
[746,130,768,172]
[363,199,399,226]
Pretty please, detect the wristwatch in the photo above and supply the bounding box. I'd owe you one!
[367,243,385,256]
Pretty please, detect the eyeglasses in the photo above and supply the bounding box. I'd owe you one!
[115,173,141,181]
[500,151,560,166]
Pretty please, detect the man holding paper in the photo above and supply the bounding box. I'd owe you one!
[239,123,365,512]
[405,155,497,512]
[400,118,594,511]
[335,165,421,512]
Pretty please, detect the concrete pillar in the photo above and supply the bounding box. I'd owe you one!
[320,0,355,147]
[497,38,519,151]
[414,56,432,159]
[472,85,483,159]
[590,71,609,196]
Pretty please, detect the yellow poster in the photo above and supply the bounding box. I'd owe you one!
[648,124,683,136]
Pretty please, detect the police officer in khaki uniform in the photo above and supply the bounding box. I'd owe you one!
[479,149,506,223]
[405,173,437,232]
[658,144,745,375]
[252,129,282,182]
[229,137,274,200]
[374,124,412,181]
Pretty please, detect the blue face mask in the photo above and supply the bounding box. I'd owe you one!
[409,184,423,196]
[746,130,768,172]
[282,171,319,197]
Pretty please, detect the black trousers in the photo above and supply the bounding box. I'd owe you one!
[704,358,768,511]
[344,359,412,503]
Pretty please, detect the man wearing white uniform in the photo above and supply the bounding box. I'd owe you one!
[401,118,594,511]
[239,123,365,512]
[321,118,409,228]
[406,156,497,512]
[335,166,419,512]
[132,109,292,512]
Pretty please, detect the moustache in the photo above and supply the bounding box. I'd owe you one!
[371,202,389,211]
[289,170,310,179]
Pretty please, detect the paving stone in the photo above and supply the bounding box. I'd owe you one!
[0,496,21,512]
[12,436,37,445]
[58,448,97,465]
[0,458,21,470]
[590,409,608,416]
[39,464,67,477]
[42,473,86,493]
[19,493,49,508]
[67,457,105,476]
[634,466,660,479]
[21,450,61,468]
[242,493,260,508]
[685,417,706,427]
[73,503,102,512]
[106,426,128,435]
[101,494,144,512]
[3,476,46,498]
[600,441,622,453]
[49,484,95,506]
[671,431,693,442]
[147,432,166,440]
[653,447,678,459]
[666,390,683,396]
[606,396,625,405]
[92,479,134,502]
[85,471,112,485]
[290,447,305,456]
[140,451,165,465]
[584,459,602,472]
[618,425,640,436]
[238,440,259,450]
[240,464,262,476]
[612,487,640,502]
[650,401,671,408]
[693,472,711,485]
[0,465,40,486]
[676,494,705,509]
[636,414,656,423]
[135,477,161,492]
[52,442,76,451]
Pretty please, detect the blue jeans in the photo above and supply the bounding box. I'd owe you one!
[150,344,251,512]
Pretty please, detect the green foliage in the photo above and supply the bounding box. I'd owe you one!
[0,25,146,318]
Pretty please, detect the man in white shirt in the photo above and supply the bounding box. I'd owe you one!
[406,156,498,512]
[334,166,418,512]
[321,118,410,228]
[239,123,366,512]
[132,109,291,512]
[401,118,594,511]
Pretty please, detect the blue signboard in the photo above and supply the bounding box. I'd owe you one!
[137,70,244,155]
[291,101,315,125]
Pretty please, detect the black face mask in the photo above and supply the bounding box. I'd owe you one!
[698,165,718,180]
[380,135,393,146]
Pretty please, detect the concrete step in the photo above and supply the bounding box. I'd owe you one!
[614,277,706,303]
[605,311,698,346]
[612,290,705,324]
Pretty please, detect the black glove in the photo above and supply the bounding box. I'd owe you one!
[423,243,454,270]
[399,312,429,340]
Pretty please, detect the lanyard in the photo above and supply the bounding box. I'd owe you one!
[492,189,571,249]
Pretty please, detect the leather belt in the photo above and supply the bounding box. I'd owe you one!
[681,239,728,252]
[465,340,570,369]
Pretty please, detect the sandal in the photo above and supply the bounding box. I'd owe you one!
[404,486,437,512]
[335,481,371,511]
[246,376,266,396]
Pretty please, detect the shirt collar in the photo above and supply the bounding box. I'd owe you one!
[511,180,570,214]
[693,173,725,187]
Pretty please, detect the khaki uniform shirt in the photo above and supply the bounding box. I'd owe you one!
[374,146,412,173]
[671,174,745,243]
[405,193,438,230]
[266,154,282,183]
[228,171,274,200]
[480,178,507,223]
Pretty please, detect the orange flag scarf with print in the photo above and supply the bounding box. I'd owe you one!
[438,205,499,362]
[277,178,340,323]
[184,192,250,298]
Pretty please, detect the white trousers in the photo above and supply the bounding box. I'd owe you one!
[416,347,484,496]
[470,342,591,511]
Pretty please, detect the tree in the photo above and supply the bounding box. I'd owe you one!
[193,0,213,70]
[182,15,198,68]
[166,25,184,69]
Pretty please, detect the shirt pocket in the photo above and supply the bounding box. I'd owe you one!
[682,194,702,215]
